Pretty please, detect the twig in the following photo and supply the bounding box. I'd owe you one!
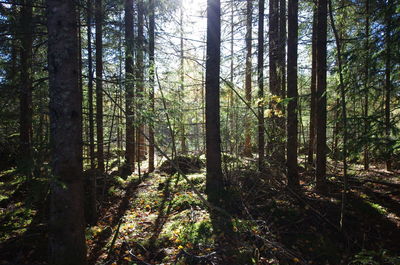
[174,249,217,265]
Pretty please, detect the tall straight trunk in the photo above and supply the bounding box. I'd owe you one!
[308,7,317,165]
[95,0,104,173]
[229,1,235,154]
[274,0,286,163]
[243,0,253,156]
[384,2,392,171]
[180,5,187,154]
[278,0,286,99]
[86,0,97,226]
[19,0,33,172]
[148,0,155,173]
[328,0,348,229]
[88,0,95,170]
[287,0,299,188]
[258,0,265,171]
[363,0,370,170]
[205,0,235,256]
[269,0,279,157]
[136,0,146,161]
[125,0,135,172]
[47,0,87,264]
[315,0,328,191]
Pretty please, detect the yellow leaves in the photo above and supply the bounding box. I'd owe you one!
[264,109,274,118]
[292,257,300,263]
[124,256,132,261]
[178,245,184,249]
[264,108,284,118]
[145,204,151,211]
[271,95,282,103]
[274,109,284,118]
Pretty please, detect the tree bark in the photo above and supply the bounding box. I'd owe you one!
[384,1,392,171]
[95,0,105,173]
[88,0,95,171]
[269,0,280,159]
[136,0,146,162]
[148,0,155,173]
[328,0,348,229]
[308,7,317,166]
[125,0,135,172]
[315,0,328,191]
[243,0,253,156]
[258,0,265,171]
[47,0,87,264]
[205,0,235,258]
[86,0,97,226]
[19,0,33,173]
[287,0,299,188]
[363,0,370,170]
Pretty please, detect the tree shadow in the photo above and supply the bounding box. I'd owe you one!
[88,175,148,265]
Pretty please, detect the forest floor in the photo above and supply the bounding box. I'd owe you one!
[0,157,399,265]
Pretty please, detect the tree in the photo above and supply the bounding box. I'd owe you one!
[86,0,97,225]
[96,0,105,173]
[328,0,348,228]
[136,0,146,162]
[205,0,235,256]
[125,0,135,173]
[363,0,370,170]
[47,0,87,263]
[287,0,299,188]
[179,2,187,155]
[258,0,265,171]
[384,0,393,171]
[148,0,155,173]
[278,0,286,100]
[269,0,281,160]
[243,0,253,156]
[315,0,328,191]
[308,7,317,166]
[19,0,33,174]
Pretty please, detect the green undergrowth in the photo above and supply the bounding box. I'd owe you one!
[0,168,45,242]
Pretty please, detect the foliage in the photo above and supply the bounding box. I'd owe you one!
[350,249,400,265]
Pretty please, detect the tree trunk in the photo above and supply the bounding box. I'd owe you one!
[88,0,95,171]
[287,0,299,188]
[269,0,279,158]
[328,0,348,229]
[205,0,235,258]
[47,0,87,263]
[278,0,286,100]
[95,0,105,173]
[19,0,33,174]
[308,7,317,166]
[243,0,253,156]
[136,0,146,162]
[148,0,155,173]
[275,0,286,164]
[363,0,370,170]
[229,1,235,154]
[86,0,97,226]
[179,5,187,154]
[384,2,392,171]
[258,0,265,171]
[315,0,328,191]
[125,0,135,173]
